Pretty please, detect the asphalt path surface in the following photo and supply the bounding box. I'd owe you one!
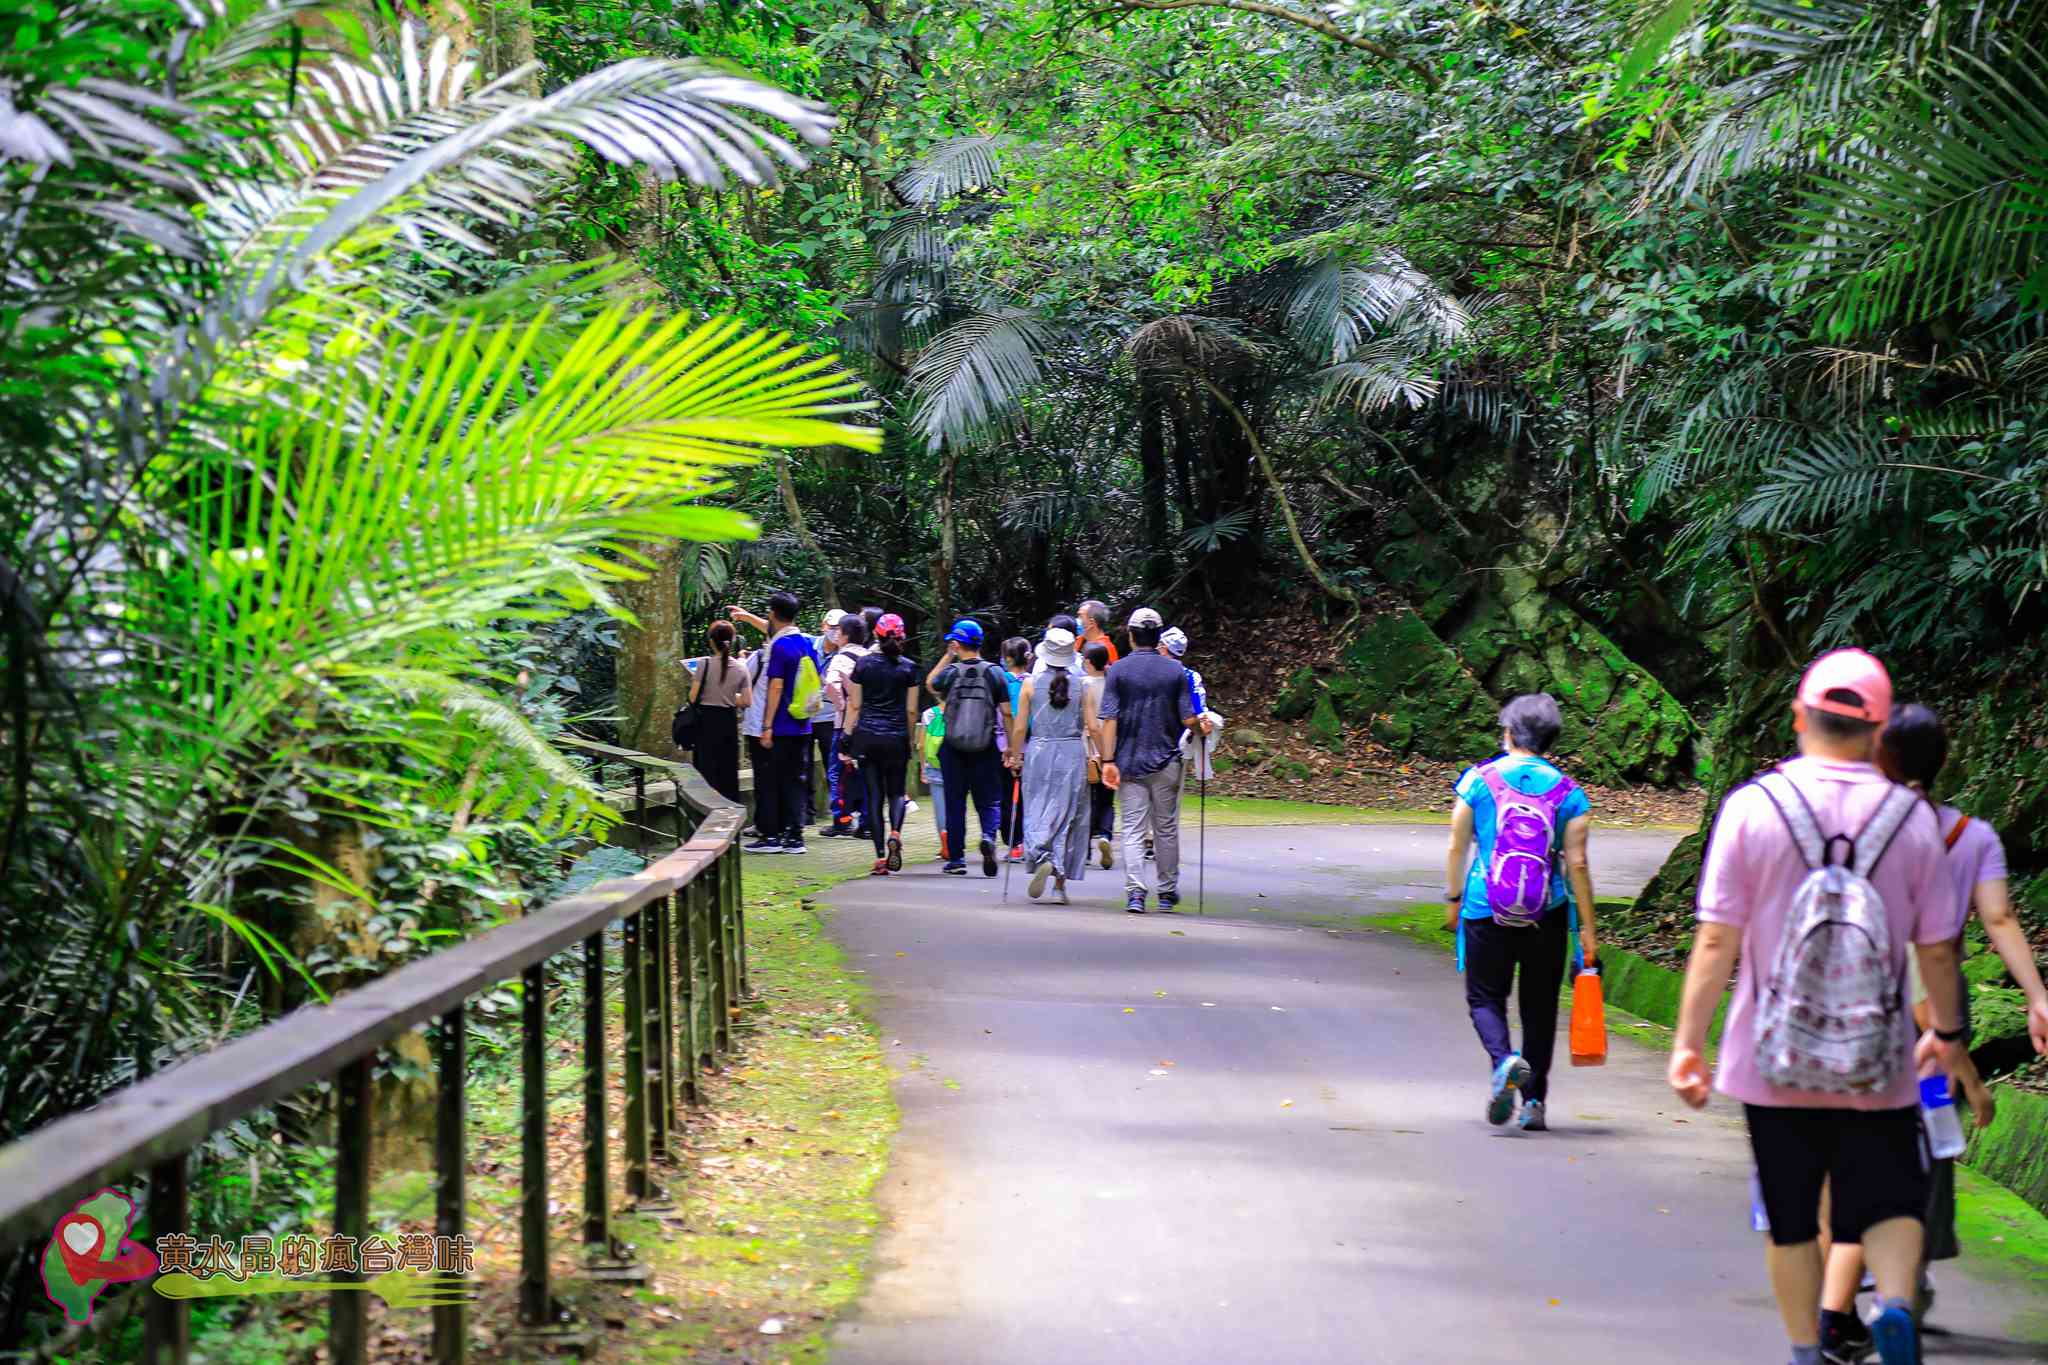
[819,816,2048,1364]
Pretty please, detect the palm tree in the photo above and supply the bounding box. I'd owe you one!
[0,0,881,1296]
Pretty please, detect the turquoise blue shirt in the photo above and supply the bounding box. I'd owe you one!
[1453,755,1590,922]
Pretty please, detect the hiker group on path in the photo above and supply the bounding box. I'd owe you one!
[693,597,1218,914]
[689,606,2048,1365]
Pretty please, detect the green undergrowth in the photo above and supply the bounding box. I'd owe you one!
[595,842,896,1364]
[1951,1164,2048,1341]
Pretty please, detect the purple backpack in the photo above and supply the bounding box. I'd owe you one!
[1477,761,1577,927]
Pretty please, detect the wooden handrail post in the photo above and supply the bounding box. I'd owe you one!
[694,876,716,1073]
[433,1007,467,1365]
[141,1154,190,1365]
[580,932,611,1254]
[518,965,550,1326]
[332,1056,372,1365]
[621,916,651,1201]
[675,879,701,1107]
[658,891,679,1130]
[648,897,671,1163]
[729,844,751,999]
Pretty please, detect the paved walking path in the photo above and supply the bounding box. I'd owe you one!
[820,817,2048,1363]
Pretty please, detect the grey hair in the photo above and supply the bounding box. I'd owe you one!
[1077,599,1110,629]
[1499,693,1564,755]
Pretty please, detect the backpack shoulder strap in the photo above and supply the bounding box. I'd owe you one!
[1852,784,1921,880]
[1754,769,1825,870]
[1475,760,1515,805]
[1944,813,1972,851]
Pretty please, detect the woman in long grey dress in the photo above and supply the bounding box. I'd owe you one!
[1005,627,1090,902]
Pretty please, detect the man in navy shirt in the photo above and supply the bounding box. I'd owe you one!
[745,591,821,855]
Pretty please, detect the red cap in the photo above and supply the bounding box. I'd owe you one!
[874,613,907,639]
[1797,648,1893,725]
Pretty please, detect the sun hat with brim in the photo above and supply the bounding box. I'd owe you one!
[945,619,984,647]
[1161,626,1189,658]
[1797,647,1893,725]
[823,608,848,627]
[874,613,907,639]
[1128,606,1164,629]
[1036,628,1077,669]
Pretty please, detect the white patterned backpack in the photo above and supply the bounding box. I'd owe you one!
[1749,769,1919,1094]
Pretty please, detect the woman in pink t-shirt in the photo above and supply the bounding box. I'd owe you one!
[1818,703,2048,1340]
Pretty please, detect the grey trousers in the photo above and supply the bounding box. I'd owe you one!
[1120,761,1183,896]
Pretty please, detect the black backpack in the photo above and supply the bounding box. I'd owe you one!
[942,661,1001,755]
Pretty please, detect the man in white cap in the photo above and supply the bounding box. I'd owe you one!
[1098,607,1202,914]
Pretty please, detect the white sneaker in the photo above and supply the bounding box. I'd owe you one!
[1028,860,1052,900]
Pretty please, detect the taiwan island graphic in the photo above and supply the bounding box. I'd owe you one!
[41,1189,160,1324]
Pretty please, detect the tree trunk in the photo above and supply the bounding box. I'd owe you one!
[613,544,686,760]
[1139,389,1171,586]
[931,442,958,625]
[777,452,839,608]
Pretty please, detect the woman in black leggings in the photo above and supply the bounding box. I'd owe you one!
[842,613,920,875]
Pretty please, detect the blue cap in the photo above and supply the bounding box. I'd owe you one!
[945,619,984,647]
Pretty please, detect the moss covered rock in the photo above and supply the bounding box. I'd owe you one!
[1307,692,1346,751]
[1445,566,1696,786]
[1273,666,1320,722]
[1326,607,1499,759]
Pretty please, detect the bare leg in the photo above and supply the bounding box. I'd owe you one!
[1821,1241,1864,1314]
[1862,1216,1924,1305]
[1767,1241,1824,1347]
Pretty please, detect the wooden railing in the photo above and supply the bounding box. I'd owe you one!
[0,746,748,1364]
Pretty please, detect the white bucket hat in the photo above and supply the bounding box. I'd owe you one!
[1161,626,1189,658]
[1036,627,1078,669]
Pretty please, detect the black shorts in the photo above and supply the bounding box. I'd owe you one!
[1745,1104,1928,1247]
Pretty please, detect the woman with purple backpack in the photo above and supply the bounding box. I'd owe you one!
[1443,693,1600,1132]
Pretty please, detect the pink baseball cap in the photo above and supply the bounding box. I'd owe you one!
[1797,648,1893,725]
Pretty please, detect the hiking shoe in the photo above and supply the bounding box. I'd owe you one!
[1157,890,1180,912]
[819,823,849,839]
[1008,844,1025,863]
[942,861,967,876]
[782,837,807,855]
[870,858,890,877]
[886,835,903,873]
[1028,859,1052,901]
[1097,836,1113,869]
[1822,1309,1872,1364]
[1126,891,1147,914]
[1518,1099,1546,1132]
[980,838,998,877]
[743,837,784,855]
[1487,1054,1530,1126]
[1054,875,1069,904]
[1870,1302,1920,1365]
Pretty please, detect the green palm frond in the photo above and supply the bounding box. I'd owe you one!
[907,308,1057,453]
[891,134,1008,208]
[108,303,877,813]
[1737,432,1901,530]
[1786,44,2048,337]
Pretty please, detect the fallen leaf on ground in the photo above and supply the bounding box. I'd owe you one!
[1280,1099,1294,1108]
[1122,1008,1134,1014]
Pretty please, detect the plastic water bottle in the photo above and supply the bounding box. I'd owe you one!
[1748,1170,1770,1234]
[1919,1075,1967,1160]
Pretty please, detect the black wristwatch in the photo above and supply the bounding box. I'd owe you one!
[1934,1022,1972,1044]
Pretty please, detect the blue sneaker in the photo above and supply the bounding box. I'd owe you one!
[1870,1301,1920,1365]
[1487,1054,1530,1126]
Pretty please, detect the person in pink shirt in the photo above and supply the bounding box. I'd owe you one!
[1818,702,2048,1349]
[1668,648,1969,1365]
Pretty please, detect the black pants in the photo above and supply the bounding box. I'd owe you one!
[757,733,807,841]
[858,734,910,856]
[692,706,741,803]
[1089,780,1115,840]
[938,743,1003,865]
[1462,912,1568,1103]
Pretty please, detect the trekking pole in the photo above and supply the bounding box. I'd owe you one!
[1198,768,1206,917]
[1001,772,1020,902]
